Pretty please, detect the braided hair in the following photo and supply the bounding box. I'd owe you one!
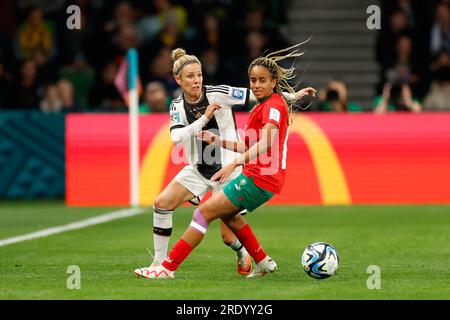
[248,40,309,123]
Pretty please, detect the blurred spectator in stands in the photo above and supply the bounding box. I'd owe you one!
[200,47,222,84]
[70,0,112,70]
[32,47,59,84]
[102,1,139,63]
[230,30,269,87]
[0,55,14,109]
[40,79,76,113]
[16,0,66,18]
[226,3,266,57]
[40,82,62,112]
[136,0,189,45]
[14,7,56,63]
[227,29,271,109]
[63,9,94,63]
[241,3,289,50]
[10,59,41,109]
[112,24,140,57]
[154,0,188,34]
[39,80,75,112]
[373,82,422,113]
[266,0,289,25]
[57,79,77,111]
[396,0,415,26]
[104,1,137,35]
[431,49,450,73]
[189,0,231,24]
[89,61,125,111]
[376,8,413,72]
[152,11,190,50]
[0,0,17,42]
[138,2,190,77]
[318,80,363,112]
[243,4,265,31]
[191,13,221,54]
[430,2,450,62]
[246,30,268,61]
[423,66,450,111]
[139,81,171,113]
[384,35,423,95]
[381,0,429,29]
[59,54,95,111]
[136,12,161,44]
[147,46,178,94]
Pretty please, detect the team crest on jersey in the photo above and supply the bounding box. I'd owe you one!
[234,179,247,191]
[170,112,181,123]
[232,88,244,99]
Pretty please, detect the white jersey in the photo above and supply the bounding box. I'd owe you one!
[169,85,250,179]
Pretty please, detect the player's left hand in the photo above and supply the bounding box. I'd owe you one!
[211,163,238,183]
[296,87,317,99]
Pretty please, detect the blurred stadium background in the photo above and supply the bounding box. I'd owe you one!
[1,0,450,300]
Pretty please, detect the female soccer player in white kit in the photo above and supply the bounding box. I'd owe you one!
[136,48,311,276]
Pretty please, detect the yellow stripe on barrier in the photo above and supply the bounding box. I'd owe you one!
[139,123,173,206]
[291,115,351,205]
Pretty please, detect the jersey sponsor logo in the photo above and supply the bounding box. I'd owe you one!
[269,108,280,123]
[232,88,244,100]
[170,112,181,123]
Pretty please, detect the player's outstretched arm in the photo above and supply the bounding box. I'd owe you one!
[211,123,278,183]
[197,130,247,153]
[248,87,316,103]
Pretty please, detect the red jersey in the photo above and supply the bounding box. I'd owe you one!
[243,93,289,194]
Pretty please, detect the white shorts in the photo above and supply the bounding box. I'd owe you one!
[174,165,242,199]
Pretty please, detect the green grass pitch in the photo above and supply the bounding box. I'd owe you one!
[0,201,449,299]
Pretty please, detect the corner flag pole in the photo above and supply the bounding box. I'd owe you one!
[127,48,139,207]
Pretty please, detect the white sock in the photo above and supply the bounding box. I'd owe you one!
[153,207,173,265]
[230,238,247,260]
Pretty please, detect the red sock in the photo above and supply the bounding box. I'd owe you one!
[235,224,267,263]
[162,238,192,271]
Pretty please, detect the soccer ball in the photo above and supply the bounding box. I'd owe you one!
[301,242,339,279]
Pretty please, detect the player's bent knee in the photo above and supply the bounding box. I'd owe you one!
[221,214,247,234]
[153,195,174,211]
[221,234,235,246]
[190,208,209,234]
[219,217,237,245]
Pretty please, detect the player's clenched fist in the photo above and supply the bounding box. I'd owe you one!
[197,130,221,145]
[204,103,221,119]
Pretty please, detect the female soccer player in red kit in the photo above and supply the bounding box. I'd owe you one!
[135,43,316,279]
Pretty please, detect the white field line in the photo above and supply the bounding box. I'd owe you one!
[0,207,146,247]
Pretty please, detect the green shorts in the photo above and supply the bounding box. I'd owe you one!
[223,173,274,212]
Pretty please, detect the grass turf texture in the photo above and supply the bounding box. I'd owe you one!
[0,201,449,299]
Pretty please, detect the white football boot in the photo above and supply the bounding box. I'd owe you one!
[247,256,277,278]
[134,264,174,279]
